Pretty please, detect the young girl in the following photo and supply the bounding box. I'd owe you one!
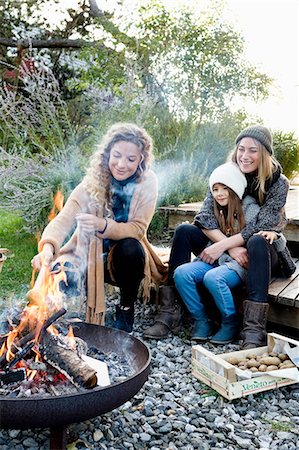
[173,162,281,344]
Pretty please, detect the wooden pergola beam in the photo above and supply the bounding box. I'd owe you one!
[0,38,97,50]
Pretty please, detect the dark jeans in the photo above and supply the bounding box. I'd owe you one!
[168,223,209,284]
[247,234,279,302]
[105,238,145,308]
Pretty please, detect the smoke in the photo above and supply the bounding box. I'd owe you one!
[153,157,209,207]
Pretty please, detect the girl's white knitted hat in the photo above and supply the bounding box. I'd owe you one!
[209,162,247,199]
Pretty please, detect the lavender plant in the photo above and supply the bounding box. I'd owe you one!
[0,65,73,156]
[0,66,85,233]
[0,146,84,234]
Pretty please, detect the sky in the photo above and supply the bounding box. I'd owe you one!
[226,0,299,137]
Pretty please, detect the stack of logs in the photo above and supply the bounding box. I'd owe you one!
[0,308,97,388]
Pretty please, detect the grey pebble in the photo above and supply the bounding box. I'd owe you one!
[1,298,298,450]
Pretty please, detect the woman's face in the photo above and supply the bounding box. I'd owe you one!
[236,137,259,174]
[109,140,142,181]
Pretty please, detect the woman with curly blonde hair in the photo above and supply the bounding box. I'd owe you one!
[32,123,167,332]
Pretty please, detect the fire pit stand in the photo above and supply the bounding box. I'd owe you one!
[0,323,151,450]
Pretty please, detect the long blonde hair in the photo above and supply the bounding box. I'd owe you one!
[213,187,245,236]
[230,139,281,204]
[83,123,153,212]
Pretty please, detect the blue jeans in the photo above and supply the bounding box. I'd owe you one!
[174,260,241,320]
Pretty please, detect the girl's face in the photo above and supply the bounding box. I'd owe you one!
[109,140,142,181]
[212,183,229,206]
[236,137,259,173]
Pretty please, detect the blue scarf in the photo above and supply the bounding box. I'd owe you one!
[111,173,137,222]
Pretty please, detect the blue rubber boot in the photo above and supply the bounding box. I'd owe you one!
[209,314,239,344]
[192,319,213,342]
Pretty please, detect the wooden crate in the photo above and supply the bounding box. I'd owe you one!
[192,333,299,400]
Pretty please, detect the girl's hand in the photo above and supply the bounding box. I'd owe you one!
[228,247,248,268]
[255,230,278,244]
[31,243,54,270]
[199,241,224,264]
[76,213,107,233]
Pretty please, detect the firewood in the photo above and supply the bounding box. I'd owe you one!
[0,368,26,384]
[39,332,97,389]
[0,308,66,368]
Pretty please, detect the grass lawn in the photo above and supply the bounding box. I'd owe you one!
[0,211,37,302]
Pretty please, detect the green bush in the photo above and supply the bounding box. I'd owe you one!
[273,131,299,180]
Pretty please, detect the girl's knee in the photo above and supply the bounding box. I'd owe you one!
[174,265,186,282]
[203,270,216,289]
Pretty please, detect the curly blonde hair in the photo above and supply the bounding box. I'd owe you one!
[230,139,281,204]
[83,123,153,212]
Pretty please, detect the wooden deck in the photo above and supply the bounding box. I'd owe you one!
[267,258,299,332]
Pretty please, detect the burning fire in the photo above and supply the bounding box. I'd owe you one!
[0,190,72,378]
[48,190,64,221]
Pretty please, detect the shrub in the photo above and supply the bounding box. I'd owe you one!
[273,131,299,180]
[0,146,84,234]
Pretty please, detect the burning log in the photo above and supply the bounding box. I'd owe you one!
[39,331,97,389]
[0,368,26,384]
[0,308,66,369]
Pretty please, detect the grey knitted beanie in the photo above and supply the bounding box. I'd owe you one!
[235,125,273,154]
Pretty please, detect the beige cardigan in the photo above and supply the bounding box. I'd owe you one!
[38,170,168,324]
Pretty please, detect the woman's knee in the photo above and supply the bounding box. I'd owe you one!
[113,238,145,261]
[247,234,268,252]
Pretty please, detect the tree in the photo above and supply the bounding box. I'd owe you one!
[1,0,272,124]
[132,0,272,123]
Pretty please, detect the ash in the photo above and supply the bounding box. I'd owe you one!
[87,346,135,383]
[0,345,135,398]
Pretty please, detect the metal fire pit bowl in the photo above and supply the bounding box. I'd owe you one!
[0,322,151,430]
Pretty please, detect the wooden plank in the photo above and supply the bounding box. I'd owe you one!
[268,302,299,330]
[268,259,299,298]
[277,279,299,304]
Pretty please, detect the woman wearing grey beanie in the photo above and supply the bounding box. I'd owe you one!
[143,125,295,348]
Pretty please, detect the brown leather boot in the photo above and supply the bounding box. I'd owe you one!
[143,286,182,339]
[241,300,269,349]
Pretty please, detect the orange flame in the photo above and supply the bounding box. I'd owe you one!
[2,190,68,376]
[48,190,64,222]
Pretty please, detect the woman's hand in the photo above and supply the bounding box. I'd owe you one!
[255,230,278,244]
[228,247,248,268]
[31,243,54,270]
[76,213,107,233]
[199,241,225,264]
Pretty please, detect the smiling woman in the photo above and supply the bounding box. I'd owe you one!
[31,122,168,331]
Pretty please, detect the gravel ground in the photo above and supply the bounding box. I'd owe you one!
[0,293,299,450]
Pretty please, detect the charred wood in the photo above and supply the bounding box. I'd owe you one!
[0,308,66,368]
[39,332,97,389]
